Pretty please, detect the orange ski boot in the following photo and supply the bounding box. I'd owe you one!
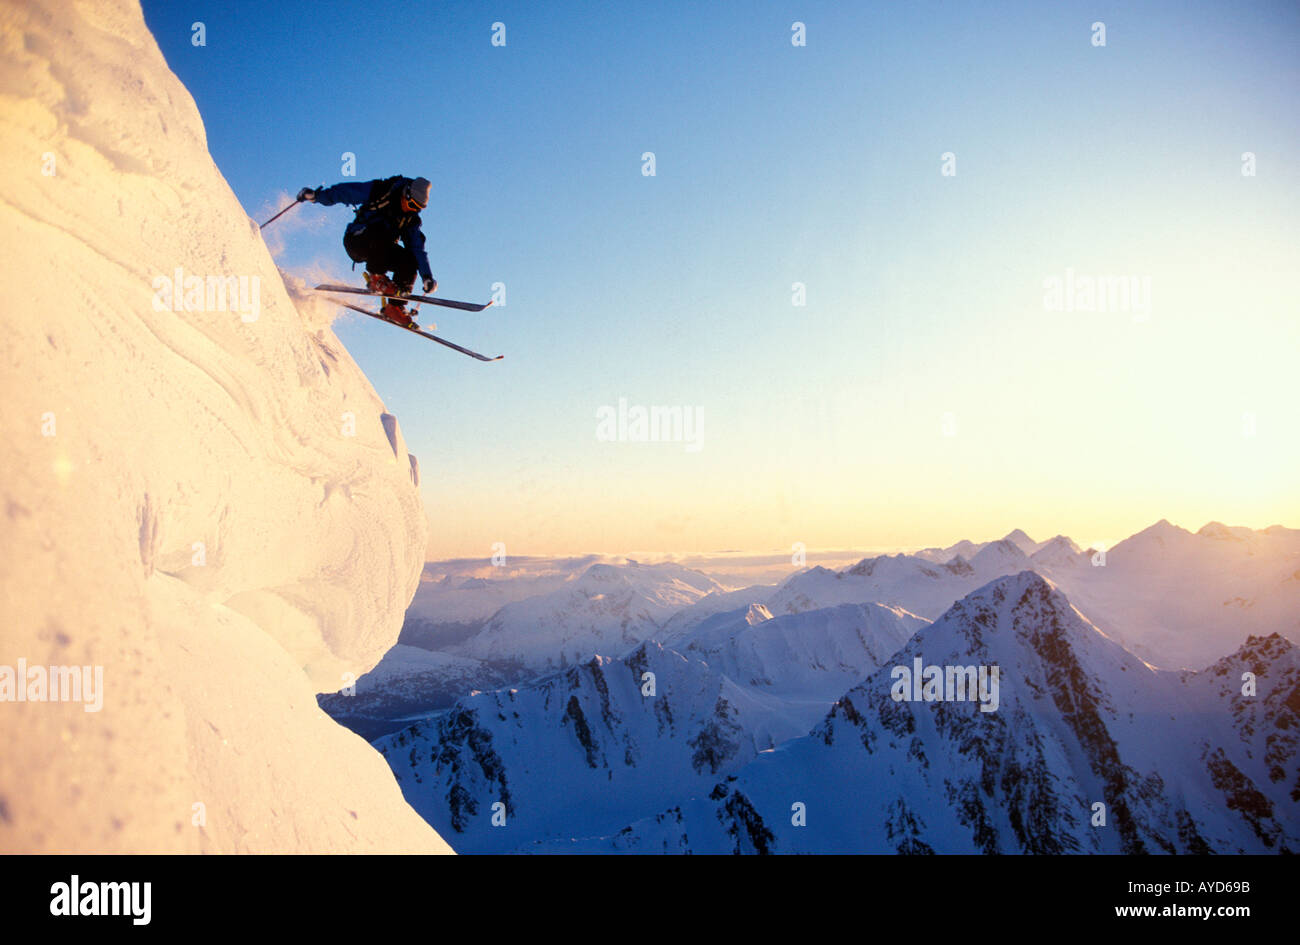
[364,271,400,297]
[380,300,417,328]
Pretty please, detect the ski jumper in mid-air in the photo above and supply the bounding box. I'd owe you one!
[298,175,435,327]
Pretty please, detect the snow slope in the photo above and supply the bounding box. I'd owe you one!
[0,0,451,852]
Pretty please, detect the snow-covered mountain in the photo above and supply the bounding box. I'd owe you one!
[332,559,757,745]
[317,645,507,741]
[659,522,1300,672]
[0,0,449,853]
[572,572,1299,853]
[915,529,1053,563]
[676,601,926,699]
[375,600,924,852]
[454,560,729,670]
[1029,534,1086,569]
[402,557,607,646]
[1045,521,1300,669]
[376,642,780,854]
[662,540,1031,634]
[345,521,1298,853]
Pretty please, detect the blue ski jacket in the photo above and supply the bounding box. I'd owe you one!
[314,177,433,282]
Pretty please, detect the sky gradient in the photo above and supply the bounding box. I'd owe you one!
[142,0,1300,558]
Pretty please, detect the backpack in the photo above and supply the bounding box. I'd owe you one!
[357,175,407,220]
[343,176,417,262]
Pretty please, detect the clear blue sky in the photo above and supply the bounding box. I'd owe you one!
[142,0,1300,557]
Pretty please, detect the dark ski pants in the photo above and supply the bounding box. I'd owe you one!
[343,227,417,291]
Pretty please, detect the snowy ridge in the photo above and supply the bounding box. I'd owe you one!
[578,573,1299,853]
[660,542,1028,630]
[0,0,450,852]
[375,600,924,852]
[677,601,926,698]
[655,522,1300,670]
[376,642,782,854]
[915,528,1051,563]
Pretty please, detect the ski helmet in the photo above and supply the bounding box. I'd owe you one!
[403,176,431,211]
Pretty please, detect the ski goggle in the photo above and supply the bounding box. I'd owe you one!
[402,189,428,212]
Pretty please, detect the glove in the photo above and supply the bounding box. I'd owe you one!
[422,277,437,294]
[297,187,316,202]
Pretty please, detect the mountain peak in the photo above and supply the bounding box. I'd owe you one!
[918,569,1062,645]
[1196,521,1254,541]
[971,538,1029,568]
[1146,518,1182,534]
[1127,519,1193,543]
[940,569,1106,654]
[581,562,624,582]
[844,557,876,576]
[975,568,1057,600]
[1030,535,1083,566]
[942,554,974,576]
[1001,528,1037,553]
[1224,632,1296,664]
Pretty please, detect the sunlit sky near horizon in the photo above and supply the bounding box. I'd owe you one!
[142,0,1300,559]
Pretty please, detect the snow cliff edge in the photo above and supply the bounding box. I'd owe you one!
[0,0,451,853]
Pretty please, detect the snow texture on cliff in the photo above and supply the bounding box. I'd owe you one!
[0,0,451,852]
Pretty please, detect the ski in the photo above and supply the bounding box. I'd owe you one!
[315,283,493,312]
[331,300,503,361]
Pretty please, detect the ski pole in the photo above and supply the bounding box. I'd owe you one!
[259,197,301,229]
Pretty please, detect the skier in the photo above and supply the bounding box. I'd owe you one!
[298,175,436,327]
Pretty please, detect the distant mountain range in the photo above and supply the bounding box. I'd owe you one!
[657,522,1300,670]
[319,521,1300,853]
